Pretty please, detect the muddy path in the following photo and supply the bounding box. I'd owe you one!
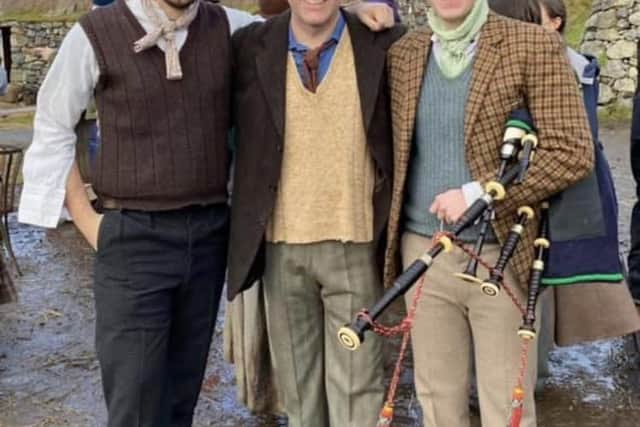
[0,125,639,426]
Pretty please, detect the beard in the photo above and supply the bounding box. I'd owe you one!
[161,0,197,10]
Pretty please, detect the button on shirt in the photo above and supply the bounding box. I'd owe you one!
[288,13,346,87]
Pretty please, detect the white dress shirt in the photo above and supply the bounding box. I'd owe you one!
[18,0,261,228]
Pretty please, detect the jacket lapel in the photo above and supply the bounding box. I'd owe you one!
[343,12,387,132]
[255,12,290,139]
[464,14,503,147]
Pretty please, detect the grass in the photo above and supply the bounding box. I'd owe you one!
[598,103,633,126]
[221,0,260,14]
[565,0,593,48]
[0,112,34,130]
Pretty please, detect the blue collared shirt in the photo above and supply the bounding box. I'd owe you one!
[288,13,346,87]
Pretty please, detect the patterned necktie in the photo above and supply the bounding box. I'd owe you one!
[302,39,338,93]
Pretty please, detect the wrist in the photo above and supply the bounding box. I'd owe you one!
[72,206,99,233]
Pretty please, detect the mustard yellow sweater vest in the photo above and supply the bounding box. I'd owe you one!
[266,30,374,244]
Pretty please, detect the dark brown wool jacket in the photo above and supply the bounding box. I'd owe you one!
[226,11,405,300]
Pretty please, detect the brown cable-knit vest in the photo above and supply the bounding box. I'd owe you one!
[80,0,231,211]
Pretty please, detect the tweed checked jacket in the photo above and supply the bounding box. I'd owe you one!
[382,13,594,291]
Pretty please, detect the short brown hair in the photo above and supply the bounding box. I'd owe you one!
[488,0,542,25]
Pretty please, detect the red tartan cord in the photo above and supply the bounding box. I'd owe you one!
[358,232,526,337]
[387,331,412,408]
[358,274,426,338]
[508,340,532,427]
[449,233,526,315]
[376,330,411,426]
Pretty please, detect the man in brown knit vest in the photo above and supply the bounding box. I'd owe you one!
[227,1,403,425]
[19,1,239,426]
[18,0,394,425]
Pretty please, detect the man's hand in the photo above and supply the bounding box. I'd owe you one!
[429,189,467,224]
[81,212,104,251]
[347,2,394,31]
[65,162,104,250]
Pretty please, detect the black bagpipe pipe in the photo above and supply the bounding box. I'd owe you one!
[517,201,550,340]
[337,109,538,352]
[504,202,551,427]
[479,205,535,297]
[455,111,535,286]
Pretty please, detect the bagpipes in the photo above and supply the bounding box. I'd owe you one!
[337,109,550,427]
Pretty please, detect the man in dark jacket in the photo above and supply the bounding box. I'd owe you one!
[227,3,403,425]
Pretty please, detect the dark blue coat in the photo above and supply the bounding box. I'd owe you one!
[543,52,624,285]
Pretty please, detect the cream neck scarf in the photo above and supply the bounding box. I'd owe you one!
[427,0,489,79]
[133,0,201,80]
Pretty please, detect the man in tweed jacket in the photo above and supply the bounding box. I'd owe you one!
[383,0,593,425]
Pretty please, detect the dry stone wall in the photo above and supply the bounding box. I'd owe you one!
[2,1,640,109]
[581,0,640,109]
[4,20,74,104]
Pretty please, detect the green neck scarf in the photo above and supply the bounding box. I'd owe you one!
[428,0,489,79]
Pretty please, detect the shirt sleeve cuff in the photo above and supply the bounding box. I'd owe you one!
[18,185,66,228]
[461,181,484,208]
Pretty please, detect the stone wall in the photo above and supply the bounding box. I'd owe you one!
[581,0,639,109]
[3,2,639,109]
[4,20,73,104]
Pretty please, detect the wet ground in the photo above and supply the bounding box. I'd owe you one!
[0,125,639,426]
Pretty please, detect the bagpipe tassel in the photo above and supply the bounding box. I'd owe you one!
[376,404,394,427]
[507,387,525,427]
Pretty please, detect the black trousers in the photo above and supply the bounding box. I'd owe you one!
[630,94,640,301]
[93,204,229,427]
